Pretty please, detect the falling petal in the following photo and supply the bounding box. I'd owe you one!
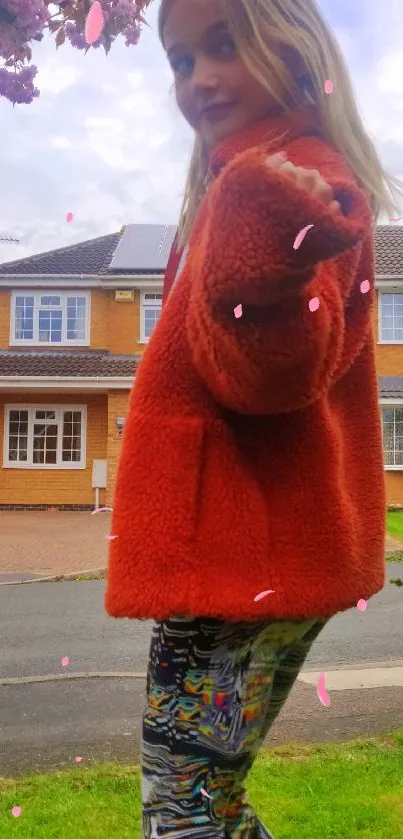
[106,534,118,541]
[75,756,83,763]
[234,304,243,319]
[309,297,320,312]
[85,1,105,45]
[92,506,113,515]
[11,806,21,818]
[61,656,69,667]
[360,280,370,294]
[66,212,73,223]
[324,80,334,94]
[389,217,402,222]
[357,599,367,612]
[316,672,330,707]
[293,224,314,250]
[200,787,213,799]
[254,589,275,602]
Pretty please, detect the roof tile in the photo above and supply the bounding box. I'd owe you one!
[0,223,402,277]
[0,350,138,378]
[375,225,403,275]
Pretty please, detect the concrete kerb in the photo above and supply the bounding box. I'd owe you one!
[0,568,107,586]
[0,553,401,587]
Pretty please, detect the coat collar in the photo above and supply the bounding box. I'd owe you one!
[208,105,324,177]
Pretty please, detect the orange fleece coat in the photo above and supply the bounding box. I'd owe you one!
[105,109,385,622]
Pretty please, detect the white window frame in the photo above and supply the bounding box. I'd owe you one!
[3,404,87,469]
[378,291,403,344]
[10,291,91,346]
[380,401,403,470]
[139,291,163,343]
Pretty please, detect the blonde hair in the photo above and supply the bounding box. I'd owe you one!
[159,0,403,249]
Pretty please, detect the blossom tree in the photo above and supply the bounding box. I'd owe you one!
[0,0,152,105]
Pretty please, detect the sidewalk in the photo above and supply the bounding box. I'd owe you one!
[385,533,403,555]
[0,510,401,579]
[1,676,402,778]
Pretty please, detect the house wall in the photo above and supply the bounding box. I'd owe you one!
[0,289,11,349]
[106,290,147,355]
[0,393,108,506]
[1,285,403,505]
[373,292,403,504]
[106,390,131,505]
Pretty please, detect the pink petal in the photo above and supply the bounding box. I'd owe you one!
[360,280,370,294]
[324,80,334,95]
[254,589,275,602]
[293,224,314,250]
[61,656,69,667]
[309,297,320,312]
[316,672,331,707]
[234,304,243,319]
[12,806,21,818]
[388,217,401,222]
[92,506,113,515]
[75,756,83,763]
[200,787,213,799]
[357,598,367,612]
[85,1,105,45]
[106,534,118,541]
[66,212,73,223]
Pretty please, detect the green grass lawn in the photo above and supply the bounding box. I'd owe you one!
[386,510,403,542]
[1,734,403,838]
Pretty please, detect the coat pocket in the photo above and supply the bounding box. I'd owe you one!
[115,413,205,543]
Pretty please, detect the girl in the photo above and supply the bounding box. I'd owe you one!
[106,0,403,836]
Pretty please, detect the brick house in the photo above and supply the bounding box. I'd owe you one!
[0,222,402,509]
[0,224,176,508]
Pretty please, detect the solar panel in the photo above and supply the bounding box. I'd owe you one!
[109,224,178,271]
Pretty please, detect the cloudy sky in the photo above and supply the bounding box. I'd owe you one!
[0,0,402,265]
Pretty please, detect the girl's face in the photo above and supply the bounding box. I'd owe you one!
[162,0,280,149]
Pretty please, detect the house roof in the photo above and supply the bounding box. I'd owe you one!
[0,352,400,395]
[0,223,400,279]
[0,224,177,277]
[378,377,403,398]
[0,350,139,378]
[375,225,403,275]
[0,232,123,277]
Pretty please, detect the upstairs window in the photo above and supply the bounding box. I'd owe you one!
[11,291,90,345]
[379,293,403,343]
[382,407,403,467]
[140,292,163,342]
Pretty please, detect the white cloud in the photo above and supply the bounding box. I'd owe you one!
[51,136,73,149]
[35,59,82,94]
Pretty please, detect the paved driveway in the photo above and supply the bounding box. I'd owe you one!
[0,511,110,577]
[0,511,401,579]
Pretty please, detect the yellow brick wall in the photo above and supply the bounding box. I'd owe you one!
[374,290,403,504]
[0,290,11,349]
[2,286,403,504]
[384,472,403,506]
[106,390,130,505]
[90,289,110,350]
[106,290,144,355]
[0,393,108,506]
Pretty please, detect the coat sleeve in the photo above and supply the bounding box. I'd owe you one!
[185,137,373,415]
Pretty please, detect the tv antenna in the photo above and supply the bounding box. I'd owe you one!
[0,232,20,244]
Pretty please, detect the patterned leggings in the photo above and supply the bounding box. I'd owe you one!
[142,615,326,838]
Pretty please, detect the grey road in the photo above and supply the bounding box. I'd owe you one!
[1,564,402,777]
